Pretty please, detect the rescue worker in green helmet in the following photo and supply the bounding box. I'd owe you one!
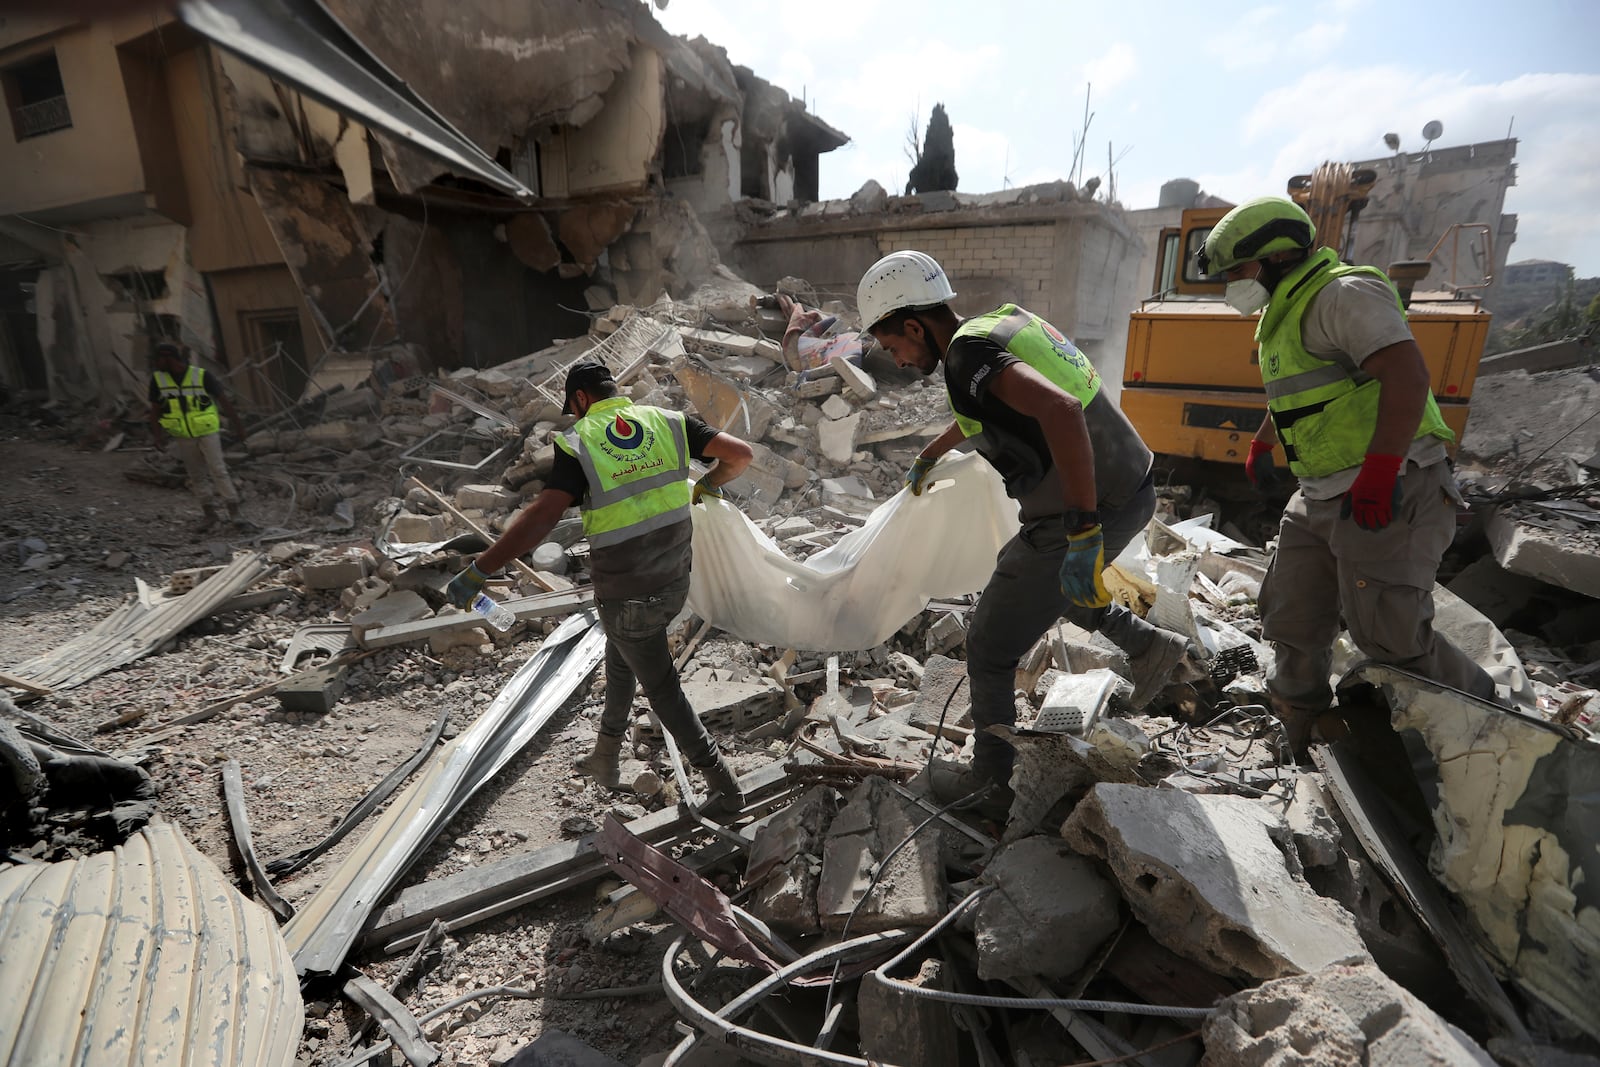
[857,250,1190,816]
[1199,196,1497,755]
[446,360,754,819]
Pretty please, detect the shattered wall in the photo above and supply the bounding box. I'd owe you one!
[320,0,643,180]
[1346,140,1518,303]
[728,189,1142,375]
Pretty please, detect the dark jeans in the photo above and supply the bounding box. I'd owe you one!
[966,476,1159,777]
[595,574,717,767]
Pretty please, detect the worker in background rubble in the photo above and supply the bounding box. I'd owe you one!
[147,340,247,529]
[447,360,754,818]
[857,251,1191,812]
[1199,197,1497,755]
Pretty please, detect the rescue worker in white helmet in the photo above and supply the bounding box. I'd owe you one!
[857,250,1190,815]
[1199,196,1497,756]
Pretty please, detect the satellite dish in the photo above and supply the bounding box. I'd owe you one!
[1421,120,1443,147]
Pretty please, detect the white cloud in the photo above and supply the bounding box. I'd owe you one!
[1084,43,1139,94]
[1213,66,1600,272]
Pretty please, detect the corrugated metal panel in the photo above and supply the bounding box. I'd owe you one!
[0,820,303,1067]
[284,611,606,977]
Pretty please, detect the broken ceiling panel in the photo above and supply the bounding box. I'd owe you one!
[179,0,532,200]
[0,820,303,1067]
[247,167,396,351]
[320,0,643,158]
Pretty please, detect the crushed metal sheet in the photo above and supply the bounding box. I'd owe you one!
[397,427,511,471]
[530,312,676,409]
[343,973,439,1067]
[283,610,606,977]
[178,0,533,200]
[1359,662,1600,1041]
[224,758,295,922]
[4,552,268,694]
[0,819,303,1067]
[597,814,779,971]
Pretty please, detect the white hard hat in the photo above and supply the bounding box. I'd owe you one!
[857,250,956,331]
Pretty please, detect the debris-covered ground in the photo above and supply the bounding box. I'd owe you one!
[4,296,1600,1067]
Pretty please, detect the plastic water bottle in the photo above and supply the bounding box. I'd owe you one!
[471,592,516,632]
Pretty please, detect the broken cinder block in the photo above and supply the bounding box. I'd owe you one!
[390,512,451,542]
[975,837,1121,981]
[817,776,946,933]
[276,661,349,715]
[297,552,371,591]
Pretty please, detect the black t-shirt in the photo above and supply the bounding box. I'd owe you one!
[547,413,719,498]
[944,334,1053,464]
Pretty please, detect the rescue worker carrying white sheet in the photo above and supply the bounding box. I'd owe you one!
[448,360,754,818]
[857,251,1190,815]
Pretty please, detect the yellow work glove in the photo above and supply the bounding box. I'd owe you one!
[1058,523,1111,609]
[905,454,937,495]
[691,478,724,506]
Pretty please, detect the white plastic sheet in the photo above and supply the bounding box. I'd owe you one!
[686,451,1019,651]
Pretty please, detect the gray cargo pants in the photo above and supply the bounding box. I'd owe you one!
[594,574,718,767]
[967,476,1161,778]
[1260,459,1495,711]
[172,433,239,509]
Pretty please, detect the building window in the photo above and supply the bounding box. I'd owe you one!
[241,308,310,406]
[4,51,72,140]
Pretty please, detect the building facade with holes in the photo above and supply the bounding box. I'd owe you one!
[0,7,846,413]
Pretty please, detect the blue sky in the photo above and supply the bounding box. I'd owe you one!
[654,0,1600,275]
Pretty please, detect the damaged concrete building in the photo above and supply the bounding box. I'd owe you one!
[0,0,846,409]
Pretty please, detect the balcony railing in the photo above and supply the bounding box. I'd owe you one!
[14,94,72,139]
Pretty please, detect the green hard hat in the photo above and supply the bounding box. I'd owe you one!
[1198,196,1316,276]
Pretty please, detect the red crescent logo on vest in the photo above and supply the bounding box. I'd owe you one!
[604,413,646,450]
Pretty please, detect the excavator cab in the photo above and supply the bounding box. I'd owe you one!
[1122,164,1488,476]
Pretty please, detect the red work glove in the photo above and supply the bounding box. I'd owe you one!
[1244,438,1276,489]
[1340,453,1405,531]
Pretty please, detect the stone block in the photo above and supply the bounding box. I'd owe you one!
[429,625,491,655]
[390,512,451,542]
[772,517,816,541]
[858,960,959,1067]
[340,576,391,612]
[1203,962,1495,1067]
[277,661,349,714]
[817,776,945,932]
[907,654,969,730]
[925,611,966,655]
[819,474,873,503]
[455,484,520,511]
[745,786,842,935]
[1062,783,1368,980]
[830,355,878,401]
[1284,770,1342,868]
[820,394,853,420]
[817,413,861,465]
[297,552,371,591]
[351,590,432,641]
[975,837,1121,981]
[633,679,785,743]
[796,375,841,399]
[673,360,776,441]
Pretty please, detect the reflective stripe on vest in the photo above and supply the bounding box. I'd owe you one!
[1256,249,1454,478]
[557,397,692,549]
[946,305,1103,438]
[153,367,220,438]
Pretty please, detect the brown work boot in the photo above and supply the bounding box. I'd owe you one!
[199,503,222,530]
[1268,697,1318,764]
[574,733,623,789]
[696,751,744,820]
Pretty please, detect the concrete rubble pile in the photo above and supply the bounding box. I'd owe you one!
[4,287,1600,1067]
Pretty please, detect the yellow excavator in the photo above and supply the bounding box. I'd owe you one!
[1120,163,1490,482]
